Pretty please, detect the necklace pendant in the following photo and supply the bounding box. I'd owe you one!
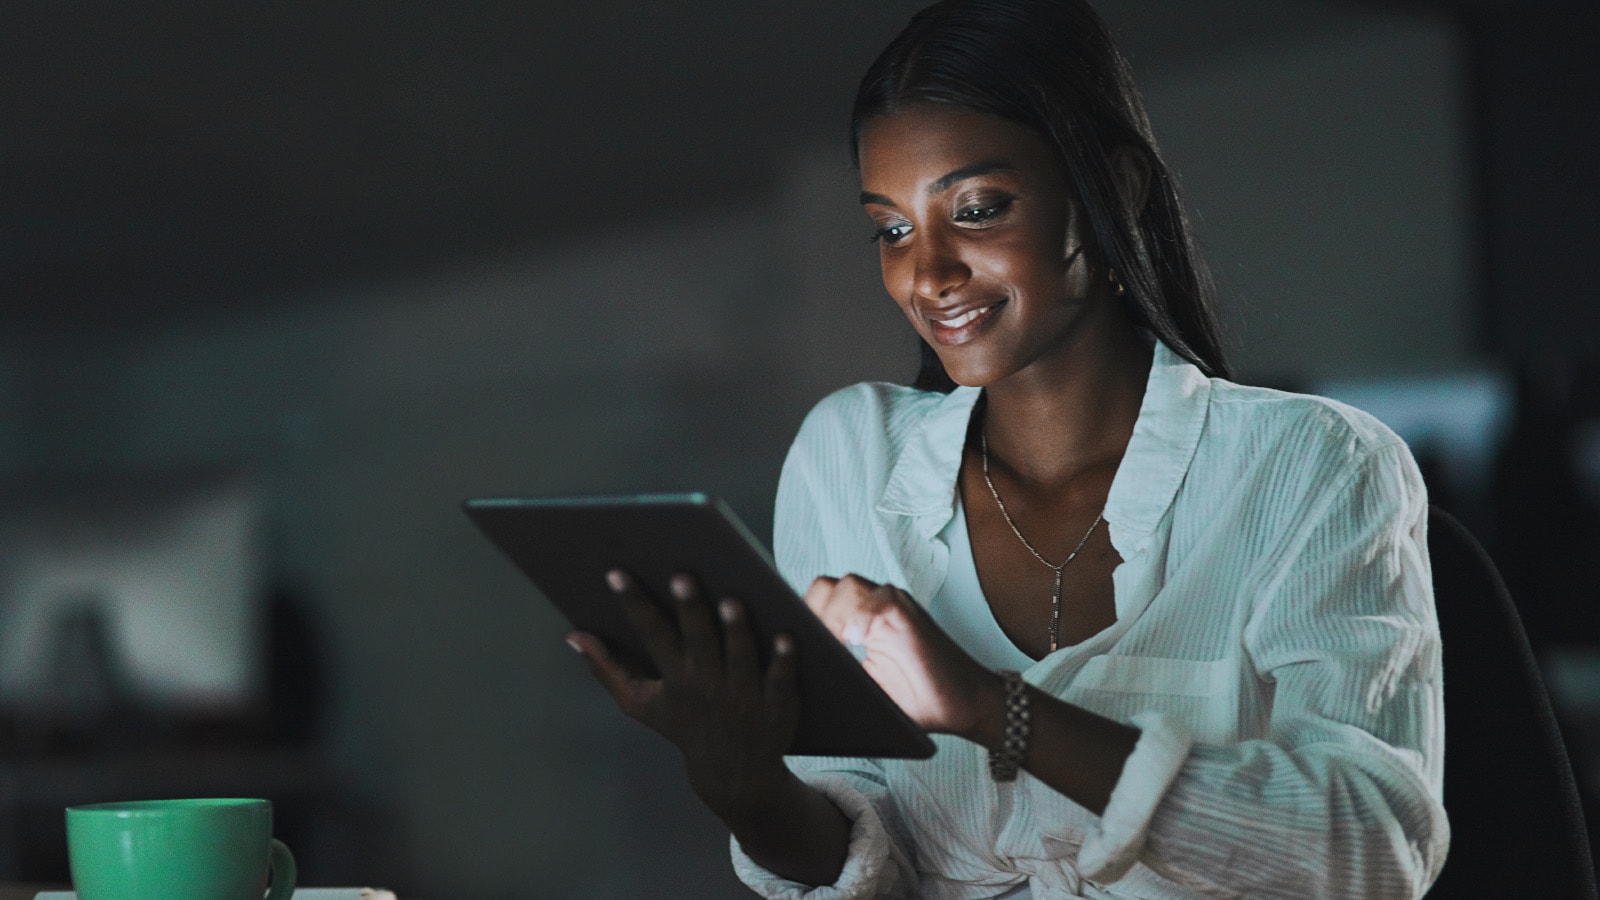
[1049,569,1064,654]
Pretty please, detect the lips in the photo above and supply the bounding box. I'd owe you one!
[935,307,990,328]
[926,299,1005,345]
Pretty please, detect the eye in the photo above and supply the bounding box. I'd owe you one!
[869,223,912,246]
[954,197,1013,225]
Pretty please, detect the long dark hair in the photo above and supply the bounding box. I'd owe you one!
[852,0,1233,390]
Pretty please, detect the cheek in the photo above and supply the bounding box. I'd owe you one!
[984,236,1063,292]
[996,206,1077,284]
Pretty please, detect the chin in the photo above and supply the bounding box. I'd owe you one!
[938,357,1013,389]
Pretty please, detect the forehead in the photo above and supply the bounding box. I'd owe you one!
[858,104,1059,191]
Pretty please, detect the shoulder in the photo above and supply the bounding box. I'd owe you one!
[774,382,953,583]
[1203,377,1413,478]
[1181,380,1429,596]
[1183,376,1425,540]
[788,381,951,469]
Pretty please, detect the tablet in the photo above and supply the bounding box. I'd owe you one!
[463,493,935,759]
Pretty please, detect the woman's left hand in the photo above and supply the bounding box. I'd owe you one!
[803,574,996,737]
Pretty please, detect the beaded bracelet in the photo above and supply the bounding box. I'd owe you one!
[988,669,1030,782]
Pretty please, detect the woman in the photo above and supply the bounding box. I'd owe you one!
[567,0,1448,896]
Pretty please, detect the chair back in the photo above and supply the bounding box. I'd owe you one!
[1428,506,1596,896]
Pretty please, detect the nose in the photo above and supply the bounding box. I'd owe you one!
[911,230,970,301]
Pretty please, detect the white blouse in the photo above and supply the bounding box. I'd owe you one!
[928,497,1037,675]
[731,342,1448,899]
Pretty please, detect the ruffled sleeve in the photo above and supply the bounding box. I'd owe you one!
[731,770,915,899]
[1076,711,1194,880]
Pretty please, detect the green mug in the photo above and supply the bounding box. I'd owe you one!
[66,798,296,900]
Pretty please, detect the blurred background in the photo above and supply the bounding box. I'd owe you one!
[1,0,1596,896]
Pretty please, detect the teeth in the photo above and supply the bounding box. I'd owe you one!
[936,306,992,328]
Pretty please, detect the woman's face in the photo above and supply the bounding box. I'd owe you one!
[858,104,1110,388]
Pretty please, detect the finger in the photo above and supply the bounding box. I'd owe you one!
[802,576,839,618]
[858,587,929,649]
[803,577,853,643]
[670,573,721,683]
[838,573,883,593]
[878,583,929,625]
[764,633,799,724]
[607,568,683,672]
[816,576,893,646]
[834,575,888,644]
[720,597,759,686]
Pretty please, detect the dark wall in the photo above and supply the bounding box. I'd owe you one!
[1473,0,1600,360]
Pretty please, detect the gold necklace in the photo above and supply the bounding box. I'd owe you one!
[980,430,1105,653]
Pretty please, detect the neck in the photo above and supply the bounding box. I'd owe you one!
[978,313,1151,491]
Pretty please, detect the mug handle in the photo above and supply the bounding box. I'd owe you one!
[265,838,298,900]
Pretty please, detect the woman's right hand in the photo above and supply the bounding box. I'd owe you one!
[566,568,800,824]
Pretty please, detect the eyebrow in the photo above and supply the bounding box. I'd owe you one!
[859,159,1018,207]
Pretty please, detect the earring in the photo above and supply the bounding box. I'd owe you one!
[1108,268,1127,297]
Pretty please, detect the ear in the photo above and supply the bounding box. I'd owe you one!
[1110,146,1152,218]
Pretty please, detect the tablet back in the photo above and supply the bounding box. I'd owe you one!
[463,493,935,759]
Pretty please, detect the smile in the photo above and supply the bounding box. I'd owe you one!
[927,301,1005,345]
[935,307,992,327]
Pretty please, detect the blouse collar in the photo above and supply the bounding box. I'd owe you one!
[875,341,1212,556]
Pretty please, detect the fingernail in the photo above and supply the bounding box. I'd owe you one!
[670,574,694,601]
[719,598,738,623]
[775,634,794,655]
[565,635,584,655]
[606,569,628,592]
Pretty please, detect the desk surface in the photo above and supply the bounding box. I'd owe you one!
[0,885,61,900]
